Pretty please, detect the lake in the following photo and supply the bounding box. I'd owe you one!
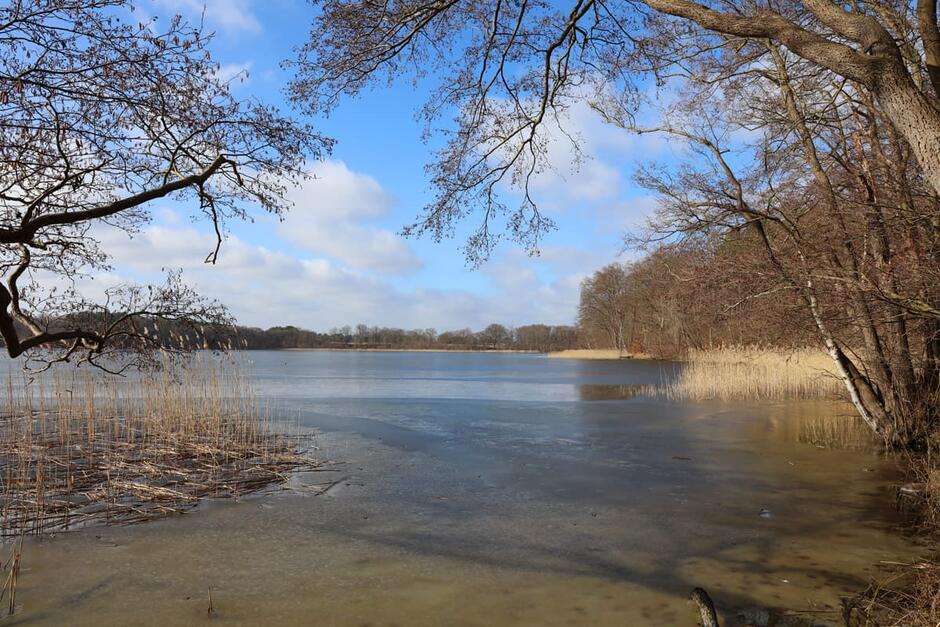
[11,351,921,625]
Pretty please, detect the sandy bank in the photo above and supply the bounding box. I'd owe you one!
[280,348,538,354]
[547,349,652,360]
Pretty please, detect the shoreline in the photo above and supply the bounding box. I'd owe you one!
[278,347,540,354]
[546,349,654,360]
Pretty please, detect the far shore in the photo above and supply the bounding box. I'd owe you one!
[279,347,540,354]
[546,349,653,360]
[254,347,656,359]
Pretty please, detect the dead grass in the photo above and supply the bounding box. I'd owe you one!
[547,349,653,360]
[842,449,940,626]
[0,357,323,537]
[843,559,940,626]
[666,346,845,401]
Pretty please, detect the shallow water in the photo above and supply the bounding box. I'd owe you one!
[8,352,922,625]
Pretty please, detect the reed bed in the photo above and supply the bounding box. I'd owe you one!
[843,559,940,626]
[548,349,652,360]
[0,360,322,538]
[665,346,845,401]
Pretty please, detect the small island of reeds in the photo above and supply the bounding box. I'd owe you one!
[0,358,324,538]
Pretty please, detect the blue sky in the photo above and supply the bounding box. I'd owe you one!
[97,0,678,331]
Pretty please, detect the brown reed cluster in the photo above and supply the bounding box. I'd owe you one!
[666,346,845,401]
[0,359,321,537]
[843,559,940,626]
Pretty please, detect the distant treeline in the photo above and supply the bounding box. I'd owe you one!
[0,315,582,354]
[232,323,581,352]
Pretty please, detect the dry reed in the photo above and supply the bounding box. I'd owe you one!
[0,540,21,616]
[0,358,323,537]
[838,444,940,626]
[665,346,845,401]
[843,559,940,626]
[547,349,653,360]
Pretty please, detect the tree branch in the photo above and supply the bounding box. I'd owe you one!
[0,155,230,245]
[638,0,878,84]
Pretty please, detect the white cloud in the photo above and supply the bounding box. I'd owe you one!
[507,108,621,207]
[509,95,674,211]
[75,219,589,330]
[88,224,394,326]
[150,0,262,35]
[153,207,183,226]
[521,245,611,276]
[596,195,662,233]
[279,160,424,275]
[215,62,252,86]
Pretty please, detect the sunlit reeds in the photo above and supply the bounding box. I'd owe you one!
[845,556,940,627]
[547,349,652,359]
[665,346,845,401]
[797,415,878,450]
[0,358,321,537]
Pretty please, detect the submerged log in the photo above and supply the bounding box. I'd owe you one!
[690,587,720,627]
[898,482,926,496]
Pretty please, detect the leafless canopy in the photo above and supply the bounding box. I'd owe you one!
[291,0,940,265]
[1,0,330,371]
[292,0,940,444]
[290,0,651,264]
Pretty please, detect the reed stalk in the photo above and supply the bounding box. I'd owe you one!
[665,346,845,401]
[0,358,322,537]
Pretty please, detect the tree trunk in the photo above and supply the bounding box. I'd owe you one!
[918,0,940,97]
[804,277,896,442]
[873,66,940,197]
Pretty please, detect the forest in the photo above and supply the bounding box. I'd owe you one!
[232,322,580,352]
[576,240,818,358]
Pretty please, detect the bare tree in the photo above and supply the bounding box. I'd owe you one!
[291,0,940,261]
[290,0,940,444]
[478,322,511,348]
[621,38,940,444]
[1,1,329,371]
[578,263,633,354]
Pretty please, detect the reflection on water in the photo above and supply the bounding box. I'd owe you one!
[578,384,656,401]
[798,415,881,451]
[754,400,882,451]
[4,352,920,626]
